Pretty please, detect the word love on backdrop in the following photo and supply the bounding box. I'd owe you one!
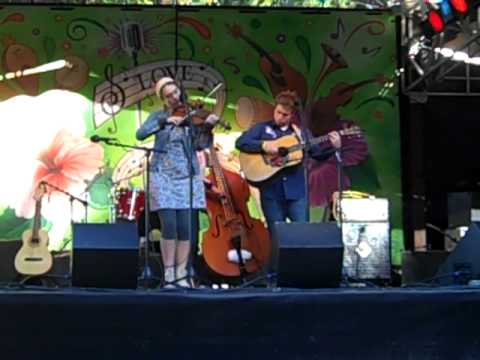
[92,59,226,129]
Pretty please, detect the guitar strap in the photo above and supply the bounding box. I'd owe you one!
[291,124,304,144]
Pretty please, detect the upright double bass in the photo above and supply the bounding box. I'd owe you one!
[202,144,271,281]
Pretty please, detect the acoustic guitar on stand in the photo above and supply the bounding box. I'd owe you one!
[14,182,53,276]
[238,126,362,186]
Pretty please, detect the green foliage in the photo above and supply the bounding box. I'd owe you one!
[4,0,357,7]
[198,0,356,5]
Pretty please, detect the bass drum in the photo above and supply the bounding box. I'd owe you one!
[114,188,145,222]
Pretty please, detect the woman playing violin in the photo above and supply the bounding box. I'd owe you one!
[136,77,219,288]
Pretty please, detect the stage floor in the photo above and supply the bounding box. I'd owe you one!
[1,285,479,359]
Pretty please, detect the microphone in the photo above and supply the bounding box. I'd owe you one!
[90,135,117,143]
[120,21,144,54]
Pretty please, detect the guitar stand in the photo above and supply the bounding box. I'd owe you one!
[16,273,70,288]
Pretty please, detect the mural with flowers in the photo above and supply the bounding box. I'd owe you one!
[0,6,401,263]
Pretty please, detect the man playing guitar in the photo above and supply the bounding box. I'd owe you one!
[235,90,342,232]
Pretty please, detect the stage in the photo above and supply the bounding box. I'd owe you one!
[1,285,479,359]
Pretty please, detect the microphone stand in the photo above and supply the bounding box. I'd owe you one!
[179,83,198,288]
[335,149,344,227]
[30,181,91,287]
[296,100,311,222]
[334,147,349,285]
[177,82,227,288]
[186,109,196,288]
[41,181,89,223]
[95,138,160,288]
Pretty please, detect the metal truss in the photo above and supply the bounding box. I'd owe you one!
[0,0,396,8]
[400,3,480,100]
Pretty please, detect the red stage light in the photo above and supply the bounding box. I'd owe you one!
[428,10,445,32]
[449,0,468,13]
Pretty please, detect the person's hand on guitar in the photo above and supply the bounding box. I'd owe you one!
[167,115,185,126]
[262,141,279,155]
[328,131,342,149]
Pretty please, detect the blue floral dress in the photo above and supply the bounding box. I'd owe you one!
[136,110,212,211]
[150,126,206,210]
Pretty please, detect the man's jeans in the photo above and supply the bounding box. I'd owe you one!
[260,195,309,234]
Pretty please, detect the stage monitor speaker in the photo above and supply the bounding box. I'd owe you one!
[271,222,343,288]
[436,222,480,285]
[428,192,472,230]
[72,223,139,289]
[402,251,449,285]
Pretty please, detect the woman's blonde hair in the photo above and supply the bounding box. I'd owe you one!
[154,77,177,98]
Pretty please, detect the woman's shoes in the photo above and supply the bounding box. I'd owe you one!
[163,266,176,288]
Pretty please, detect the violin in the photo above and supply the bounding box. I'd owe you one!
[171,101,231,130]
[171,101,213,126]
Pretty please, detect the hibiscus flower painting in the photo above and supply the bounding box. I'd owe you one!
[0,90,104,249]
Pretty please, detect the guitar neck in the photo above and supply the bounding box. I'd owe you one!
[288,128,358,152]
[32,199,42,241]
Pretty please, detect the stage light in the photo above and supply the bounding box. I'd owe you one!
[428,9,445,32]
[452,50,469,61]
[440,47,455,57]
[440,0,453,18]
[408,37,431,76]
[466,56,480,65]
[433,46,480,65]
[449,0,468,13]
[408,40,421,57]
[0,59,71,82]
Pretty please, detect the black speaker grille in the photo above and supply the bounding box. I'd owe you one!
[72,223,139,289]
[271,222,344,288]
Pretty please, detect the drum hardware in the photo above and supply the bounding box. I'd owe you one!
[114,188,145,222]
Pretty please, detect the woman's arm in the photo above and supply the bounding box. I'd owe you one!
[136,111,168,141]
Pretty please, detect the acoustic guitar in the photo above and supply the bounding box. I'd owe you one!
[14,183,53,276]
[238,126,362,185]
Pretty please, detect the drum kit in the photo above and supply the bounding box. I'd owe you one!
[107,177,161,242]
[105,154,161,238]
[110,187,145,223]
[107,148,148,225]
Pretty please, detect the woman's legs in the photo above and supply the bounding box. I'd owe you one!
[158,209,198,287]
[175,209,198,287]
[158,209,178,287]
[175,240,191,287]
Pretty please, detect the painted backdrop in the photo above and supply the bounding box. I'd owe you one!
[0,6,402,263]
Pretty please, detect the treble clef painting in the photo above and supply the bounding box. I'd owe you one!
[99,63,126,134]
